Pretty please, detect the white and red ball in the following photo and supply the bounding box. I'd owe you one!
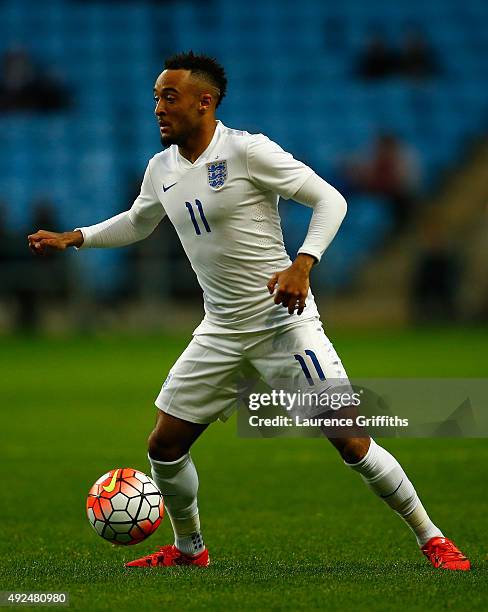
[86,468,164,545]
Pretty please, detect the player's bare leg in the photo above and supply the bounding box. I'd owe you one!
[126,411,210,567]
[148,409,207,462]
[325,419,470,570]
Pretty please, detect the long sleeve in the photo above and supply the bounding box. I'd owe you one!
[78,163,166,249]
[292,173,347,263]
[247,134,314,200]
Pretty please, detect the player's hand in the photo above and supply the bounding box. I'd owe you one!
[267,254,316,315]
[27,229,84,256]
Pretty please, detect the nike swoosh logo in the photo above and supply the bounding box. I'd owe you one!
[102,469,119,493]
[162,182,177,192]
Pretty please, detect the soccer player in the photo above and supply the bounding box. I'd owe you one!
[28,52,470,571]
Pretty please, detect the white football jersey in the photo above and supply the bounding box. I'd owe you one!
[131,120,320,334]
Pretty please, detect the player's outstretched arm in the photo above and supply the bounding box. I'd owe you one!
[28,229,84,256]
[28,164,166,255]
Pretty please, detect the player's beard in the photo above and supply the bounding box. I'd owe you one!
[160,128,192,149]
[160,129,185,148]
[160,133,175,148]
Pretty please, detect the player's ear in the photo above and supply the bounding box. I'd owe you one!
[199,93,213,113]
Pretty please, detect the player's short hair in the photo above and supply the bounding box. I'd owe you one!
[164,51,227,107]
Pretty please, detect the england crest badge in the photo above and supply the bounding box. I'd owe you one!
[207,160,227,190]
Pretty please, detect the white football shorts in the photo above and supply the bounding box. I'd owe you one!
[155,317,351,424]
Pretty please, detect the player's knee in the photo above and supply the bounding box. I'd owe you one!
[338,437,371,464]
[147,428,188,462]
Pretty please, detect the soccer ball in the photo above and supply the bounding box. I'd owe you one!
[86,468,164,545]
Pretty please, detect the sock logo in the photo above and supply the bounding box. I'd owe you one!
[102,469,119,493]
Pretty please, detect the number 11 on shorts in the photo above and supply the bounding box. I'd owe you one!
[294,349,326,385]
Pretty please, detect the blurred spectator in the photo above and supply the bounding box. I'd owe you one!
[410,221,460,323]
[356,30,439,82]
[0,47,70,112]
[25,199,70,330]
[0,200,20,311]
[31,198,61,232]
[342,133,421,232]
[0,198,70,331]
[0,201,13,266]
[356,34,399,80]
[0,200,8,240]
[399,29,439,80]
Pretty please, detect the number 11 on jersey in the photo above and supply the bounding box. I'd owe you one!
[186,199,211,235]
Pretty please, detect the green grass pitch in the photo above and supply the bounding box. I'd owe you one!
[1,327,487,610]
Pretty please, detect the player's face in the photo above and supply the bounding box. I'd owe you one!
[153,70,205,147]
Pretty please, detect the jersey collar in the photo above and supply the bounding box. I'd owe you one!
[176,120,223,168]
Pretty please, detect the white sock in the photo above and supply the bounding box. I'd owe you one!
[346,439,443,546]
[149,453,205,556]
